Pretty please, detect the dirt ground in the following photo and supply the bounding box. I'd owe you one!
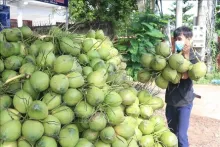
[157,84,220,147]
[188,115,220,147]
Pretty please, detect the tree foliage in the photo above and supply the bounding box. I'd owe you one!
[68,0,138,23]
[114,10,168,80]
[215,6,220,35]
[164,0,194,28]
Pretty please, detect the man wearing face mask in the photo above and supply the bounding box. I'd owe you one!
[165,26,200,147]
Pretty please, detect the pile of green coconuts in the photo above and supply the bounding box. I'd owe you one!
[0,26,179,147]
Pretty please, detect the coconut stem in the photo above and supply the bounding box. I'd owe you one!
[191,48,201,62]
[3,74,27,86]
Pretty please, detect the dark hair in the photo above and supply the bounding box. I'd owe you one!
[173,26,193,39]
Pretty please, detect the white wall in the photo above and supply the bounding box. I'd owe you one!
[5,0,66,26]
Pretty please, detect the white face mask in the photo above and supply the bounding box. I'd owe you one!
[175,41,185,52]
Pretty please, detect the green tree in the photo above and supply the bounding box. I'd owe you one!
[68,0,138,23]
[115,9,168,80]
[164,0,194,28]
[215,6,220,35]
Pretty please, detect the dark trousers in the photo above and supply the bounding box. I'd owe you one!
[165,103,193,147]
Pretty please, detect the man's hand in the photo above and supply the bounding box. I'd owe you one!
[182,45,190,60]
[182,72,189,79]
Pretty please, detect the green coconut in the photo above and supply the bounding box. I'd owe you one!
[36,52,56,68]
[147,97,164,111]
[82,38,98,52]
[53,55,73,74]
[20,26,33,39]
[87,49,100,60]
[30,71,50,92]
[138,90,152,104]
[82,129,99,142]
[170,73,182,84]
[177,59,191,73]
[50,74,69,94]
[150,55,167,71]
[106,106,125,125]
[59,124,79,147]
[60,37,80,56]
[0,42,21,57]
[149,115,166,132]
[161,65,177,82]
[0,120,21,142]
[75,138,94,147]
[0,95,12,110]
[188,62,207,81]
[140,105,154,119]
[27,100,48,120]
[5,28,22,42]
[0,59,4,72]
[155,75,168,89]
[112,136,128,147]
[86,30,96,38]
[125,103,140,117]
[98,44,111,60]
[28,43,40,57]
[22,55,36,65]
[100,127,116,144]
[39,42,54,54]
[139,135,155,147]
[137,69,152,83]
[89,112,107,131]
[138,120,155,135]
[51,106,74,125]
[78,54,89,65]
[114,124,135,139]
[63,88,83,106]
[19,63,36,75]
[95,30,105,40]
[4,56,23,70]
[155,41,171,57]
[159,131,178,147]
[140,53,154,68]
[168,53,185,70]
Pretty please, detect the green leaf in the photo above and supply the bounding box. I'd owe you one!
[131,54,139,62]
[132,63,142,69]
[144,40,154,48]
[128,46,138,55]
[141,22,153,30]
[138,45,147,54]
[136,34,144,38]
[122,54,131,62]
[116,45,128,51]
[130,39,138,49]
[146,29,165,38]
[126,68,134,76]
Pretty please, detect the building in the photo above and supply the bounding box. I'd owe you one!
[0,0,67,27]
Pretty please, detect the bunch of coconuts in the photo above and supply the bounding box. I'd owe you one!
[138,41,207,89]
[0,26,178,147]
